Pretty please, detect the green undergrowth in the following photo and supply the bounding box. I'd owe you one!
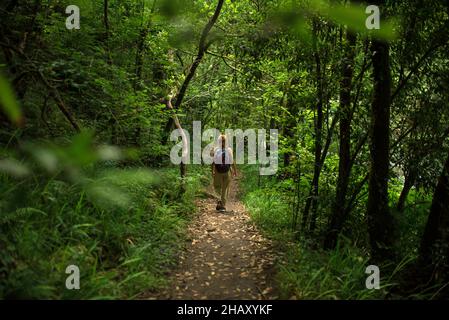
[0,161,208,299]
[240,165,408,300]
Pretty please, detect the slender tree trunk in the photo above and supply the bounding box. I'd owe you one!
[165,97,188,191]
[325,31,357,249]
[104,0,109,36]
[36,70,81,132]
[366,30,396,261]
[135,1,157,87]
[135,23,149,85]
[396,170,415,212]
[292,155,302,231]
[104,0,112,65]
[110,118,118,144]
[302,21,323,231]
[308,114,338,232]
[419,152,449,266]
[282,122,293,169]
[282,88,294,170]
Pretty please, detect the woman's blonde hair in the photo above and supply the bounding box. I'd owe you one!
[217,134,227,148]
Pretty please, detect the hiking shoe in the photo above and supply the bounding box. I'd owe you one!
[219,206,226,212]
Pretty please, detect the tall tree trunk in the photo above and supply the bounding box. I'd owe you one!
[325,31,357,249]
[366,22,396,261]
[301,20,323,231]
[419,152,449,267]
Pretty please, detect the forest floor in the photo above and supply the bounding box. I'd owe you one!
[150,175,279,300]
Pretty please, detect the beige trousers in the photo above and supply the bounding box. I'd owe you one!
[213,171,231,206]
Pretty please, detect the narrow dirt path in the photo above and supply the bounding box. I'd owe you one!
[158,176,278,300]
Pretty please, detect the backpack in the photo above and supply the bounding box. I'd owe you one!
[214,148,231,173]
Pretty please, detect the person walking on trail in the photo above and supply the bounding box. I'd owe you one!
[211,134,237,211]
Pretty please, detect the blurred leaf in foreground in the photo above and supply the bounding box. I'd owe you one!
[0,72,22,125]
[269,0,398,42]
[0,158,30,178]
[85,168,158,210]
[309,0,398,40]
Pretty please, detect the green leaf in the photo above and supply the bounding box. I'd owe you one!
[310,1,398,41]
[0,72,22,125]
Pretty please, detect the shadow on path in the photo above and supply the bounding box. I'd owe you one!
[156,176,279,300]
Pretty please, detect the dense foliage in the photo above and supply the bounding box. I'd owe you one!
[1,0,448,299]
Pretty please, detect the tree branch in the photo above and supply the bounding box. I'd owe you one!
[173,0,225,111]
[0,41,81,132]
